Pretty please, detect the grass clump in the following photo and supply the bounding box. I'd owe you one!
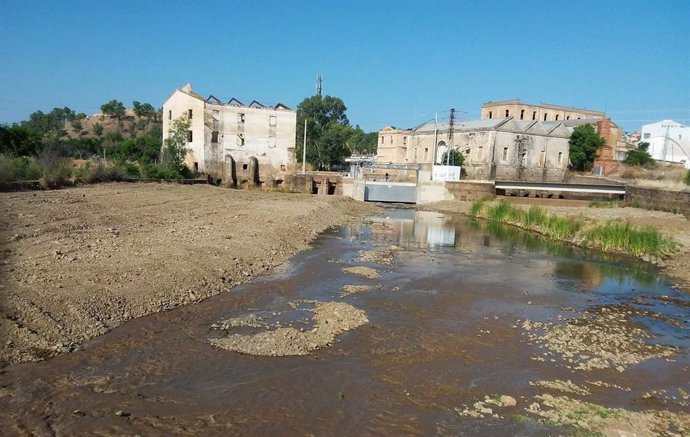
[584,221,676,257]
[589,200,623,208]
[471,201,674,258]
[0,154,43,184]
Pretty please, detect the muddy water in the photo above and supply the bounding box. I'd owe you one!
[1,210,688,436]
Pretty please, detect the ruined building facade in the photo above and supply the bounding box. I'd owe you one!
[377,118,572,182]
[162,84,297,185]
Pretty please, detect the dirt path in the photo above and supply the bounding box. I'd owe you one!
[0,183,379,366]
[426,198,690,292]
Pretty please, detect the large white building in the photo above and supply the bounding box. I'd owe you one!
[640,120,690,168]
[377,118,572,182]
[162,83,297,185]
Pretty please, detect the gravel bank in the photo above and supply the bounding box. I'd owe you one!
[0,183,379,366]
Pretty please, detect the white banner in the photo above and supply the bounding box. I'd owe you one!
[432,165,461,181]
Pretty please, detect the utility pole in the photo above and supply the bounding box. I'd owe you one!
[446,108,455,165]
[432,112,438,166]
[302,119,307,174]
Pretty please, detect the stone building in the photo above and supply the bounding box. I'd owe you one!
[481,99,605,122]
[377,117,571,182]
[162,83,297,185]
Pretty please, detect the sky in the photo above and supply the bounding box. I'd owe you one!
[1,0,689,133]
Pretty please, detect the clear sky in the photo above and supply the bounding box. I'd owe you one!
[1,0,688,132]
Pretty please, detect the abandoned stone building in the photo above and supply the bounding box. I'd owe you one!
[377,118,572,182]
[162,83,297,185]
[481,99,605,122]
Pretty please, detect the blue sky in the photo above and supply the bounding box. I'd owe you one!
[1,0,688,132]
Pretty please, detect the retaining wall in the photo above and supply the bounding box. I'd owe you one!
[626,186,690,215]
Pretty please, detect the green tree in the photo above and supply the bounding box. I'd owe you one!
[161,116,190,176]
[568,124,605,171]
[23,107,78,135]
[623,141,654,167]
[296,95,351,169]
[101,99,126,119]
[93,122,104,137]
[440,149,465,166]
[346,126,378,155]
[0,124,43,156]
[132,101,155,118]
[71,119,83,134]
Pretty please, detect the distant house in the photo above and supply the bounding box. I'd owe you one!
[640,120,690,169]
[162,83,297,185]
[377,117,572,182]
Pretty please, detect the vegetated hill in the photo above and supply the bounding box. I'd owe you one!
[62,109,161,140]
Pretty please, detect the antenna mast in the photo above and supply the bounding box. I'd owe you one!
[316,74,323,96]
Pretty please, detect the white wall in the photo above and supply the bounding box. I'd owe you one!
[641,120,690,167]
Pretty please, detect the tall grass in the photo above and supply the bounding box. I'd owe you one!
[470,201,673,258]
[584,221,676,257]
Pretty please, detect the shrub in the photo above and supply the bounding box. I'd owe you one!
[37,147,71,189]
[686,170,690,185]
[0,154,43,184]
[142,162,182,179]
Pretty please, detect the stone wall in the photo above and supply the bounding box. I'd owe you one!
[626,186,690,215]
[444,181,496,201]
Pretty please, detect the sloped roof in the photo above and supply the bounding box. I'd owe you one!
[227,97,244,106]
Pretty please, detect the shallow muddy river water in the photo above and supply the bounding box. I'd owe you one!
[1,210,689,436]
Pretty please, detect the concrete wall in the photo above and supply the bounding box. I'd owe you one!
[162,89,206,169]
[626,186,690,215]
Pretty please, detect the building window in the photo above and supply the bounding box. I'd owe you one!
[238,113,245,123]
[187,130,193,142]
[502,147,508,161]
[237,133,245,146]
[555,114,559,121]
[281,165,286,171]
[269,115,277,126]
[424,147,428,160]
[477,146,484,160]
[520,109,524,120]
[557,152,563,164]
[544,113,548,121]
[168,110,172,120]
[390,136,393,144]
[643,133,650,139]
[188,109,193,119]
[488,111,493,119]
[380,136,384,144]
[193,162,199,171]
[403,136,407,145]
[242,164,248,170]
[566,116,570,120]
[505,109,509,117]
[539,151,546,166]
[211,131,219,143]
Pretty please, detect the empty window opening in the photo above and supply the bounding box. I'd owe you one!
[237,133,245,146]
[403,136,407,145]
[193,162,199,171]
[269,115,277,126]
[188,109,193,119]
[505,109,509,117]
[488,111,493,119]
[539,151,546,166]
[557,152,563,164]
[187,130,193,142]
[238,113,245,123]
[555,114,559,121]
[566,116,570,120]
[390,136,393,144]
[168,110,172,120]
[211,131,219,143]
[502,147,509,161]
[280,164,286,171]
[242,164,248,170]
[543,113,548,121]
[424,147,429,160]
[380,136,384,144]
[520,109,525,120]
[532,111,537,120]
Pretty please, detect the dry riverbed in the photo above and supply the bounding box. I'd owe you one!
[0,183,379,366]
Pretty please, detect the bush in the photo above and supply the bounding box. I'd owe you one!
[37,147,71,189]
[0,154,43,184]
[686,170,690,185]
[142,162,183,179]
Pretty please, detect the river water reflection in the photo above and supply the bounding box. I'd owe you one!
[1,210,688,436]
